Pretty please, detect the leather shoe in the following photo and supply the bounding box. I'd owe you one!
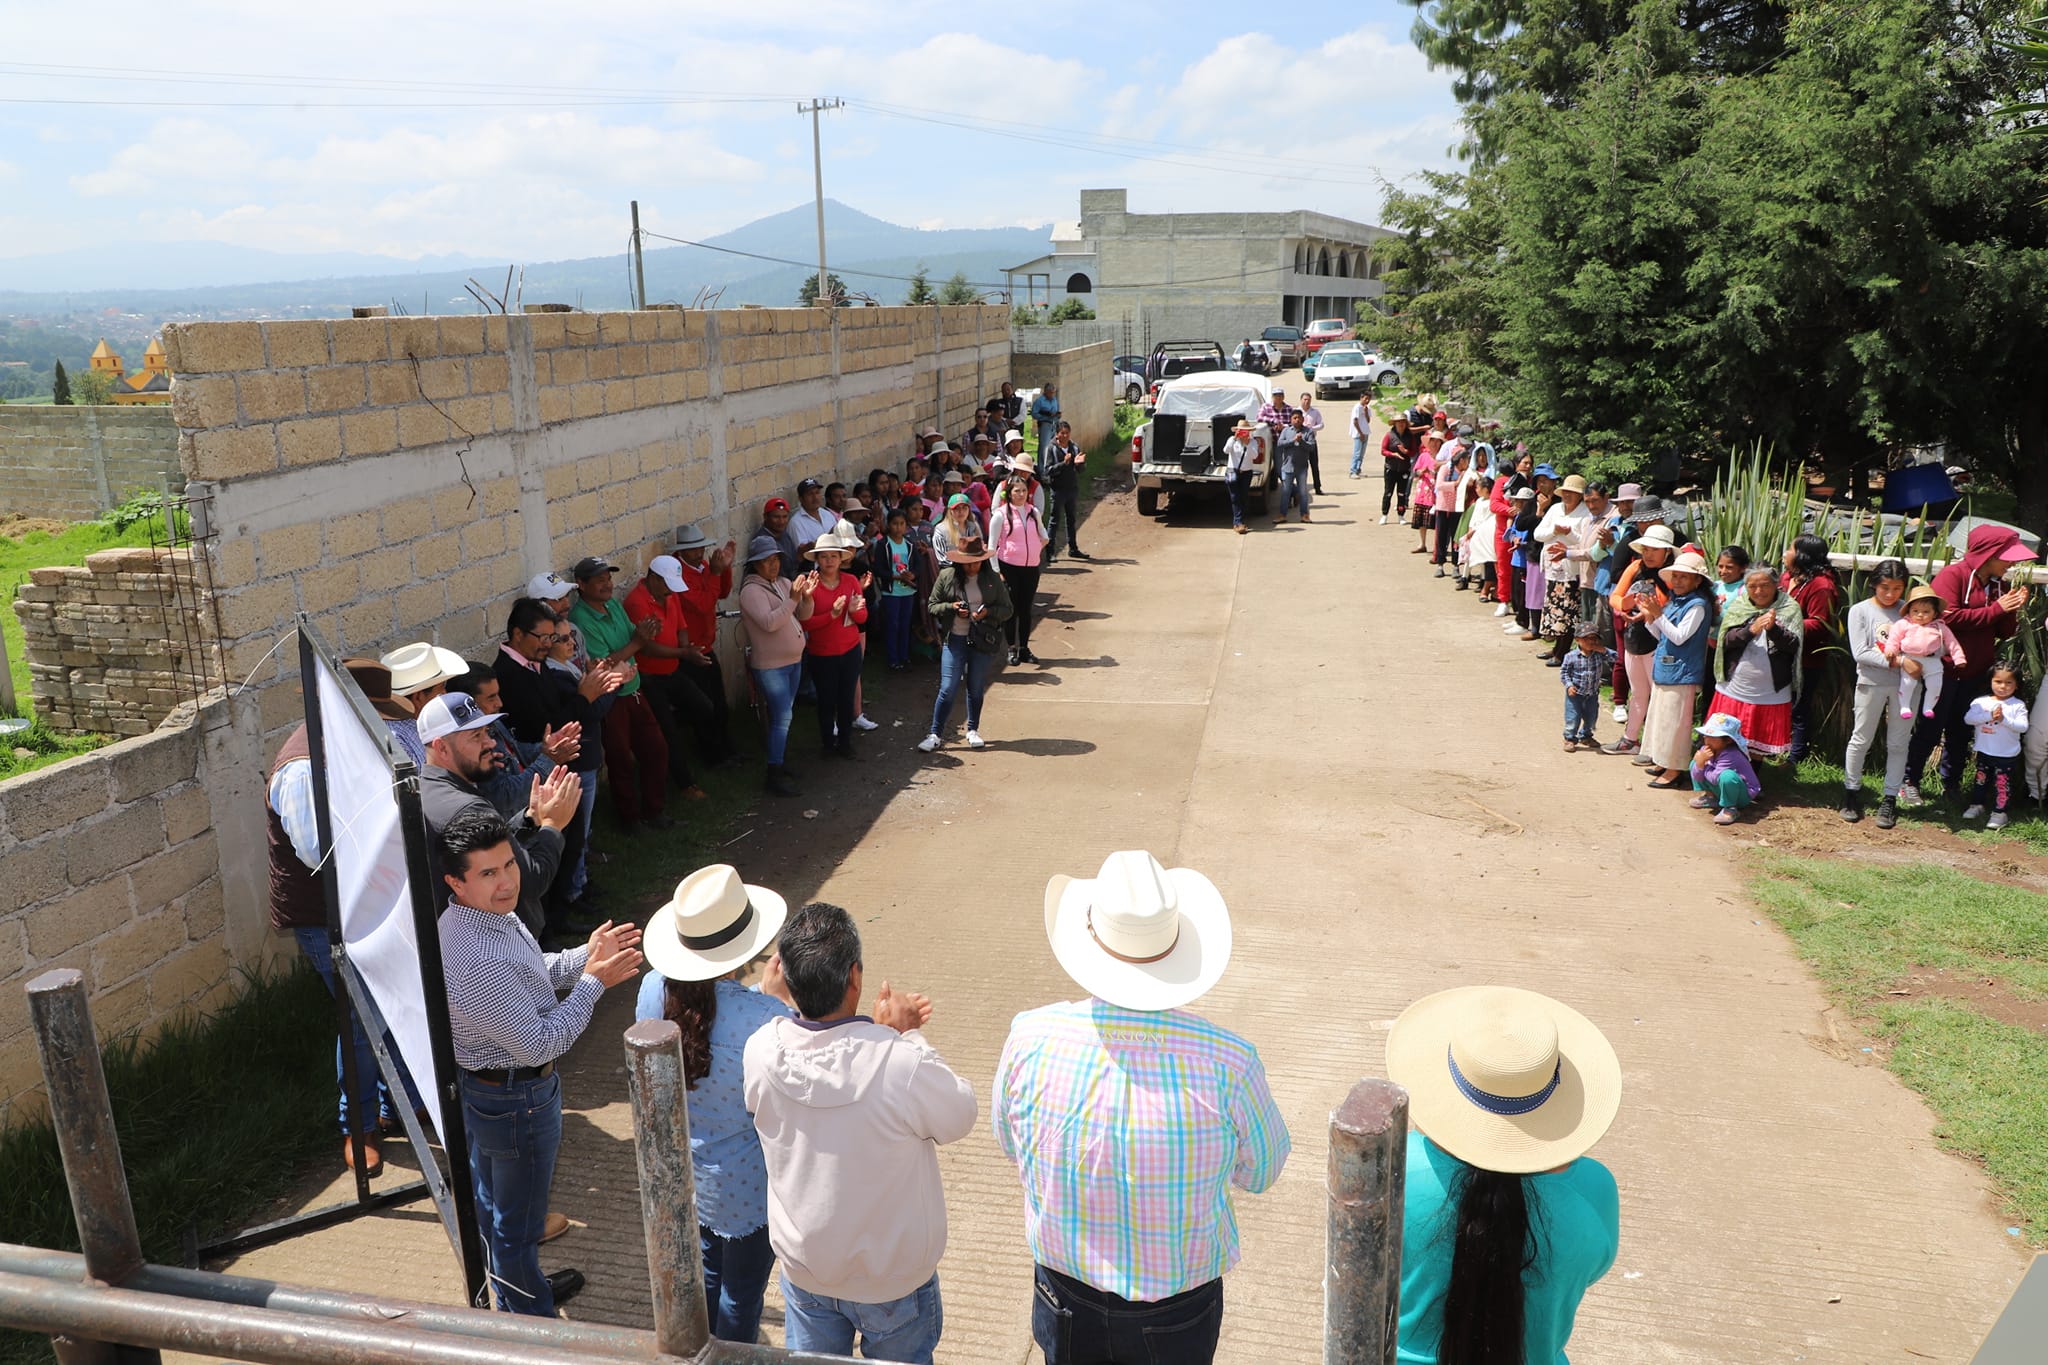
[342,1132,383,1177]
[546,1268,586,1305]
[542,1212,572,1244]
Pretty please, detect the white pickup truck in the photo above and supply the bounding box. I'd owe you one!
[1129,372,1275,517]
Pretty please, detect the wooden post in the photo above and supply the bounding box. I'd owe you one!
[622,1019,709,1358]
[0,621,18,718]
[1324,1079,1409,1365]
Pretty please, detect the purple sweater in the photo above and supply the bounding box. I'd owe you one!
[1690,744,1762,799]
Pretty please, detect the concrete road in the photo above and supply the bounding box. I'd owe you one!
[213,462,2026,1363]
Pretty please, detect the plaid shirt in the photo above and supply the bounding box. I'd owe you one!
[993,1000,1290,1301]
[1559,646,1611,697]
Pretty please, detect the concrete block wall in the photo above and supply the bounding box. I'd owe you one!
[0,687,274,1124]
[162,306,1010,739]
[1010,341,1116,452]
[0,405,183,523]
[13,546,204,735]
[1011,322,1122,355]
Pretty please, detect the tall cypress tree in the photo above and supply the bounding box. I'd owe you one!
[51,360,71,405]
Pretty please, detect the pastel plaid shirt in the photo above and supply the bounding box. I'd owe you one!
[993,1000,1291,1301]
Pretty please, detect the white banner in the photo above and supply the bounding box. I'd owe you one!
[313,654,443,1137]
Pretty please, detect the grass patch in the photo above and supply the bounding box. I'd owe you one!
[0,716,109,782]
[0,965,336,1364]
[0,515,164,721]
[1760,748,2048,855]
[1751,854,2048,1240]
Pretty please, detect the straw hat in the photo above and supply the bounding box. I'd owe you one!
[804,523,863,559]
[1042,851,1232,1012]
[1902,584,1945,613]
[380,642,468,697]
[643,865,787,982]
[1659,550,1712,584]
[1629,524,1679,554]
[945,534,992,565]
[1558,474,1588,495]
[1385,986,1620,1174]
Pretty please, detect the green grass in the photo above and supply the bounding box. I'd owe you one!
[0,965,336,1364]
[1,516,164,721]
[0,716,107,782]
[1751,854,2048,1240]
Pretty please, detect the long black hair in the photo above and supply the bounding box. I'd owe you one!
[661,978,718,1090]
[1439,1165,1537,1365]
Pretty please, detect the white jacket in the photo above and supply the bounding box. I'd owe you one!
[1965,695,2029,760]
[1534,500,1592,585]
[743,1017,977,1302]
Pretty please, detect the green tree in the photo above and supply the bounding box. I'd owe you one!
[905,265,937,305]
[51,359,71,405]
[937,272,980,305]
[1012,305,1041,327]
[1046,298,1096,323]
[798,272,847,307]
[71,368,116,405]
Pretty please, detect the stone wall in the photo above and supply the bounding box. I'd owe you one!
[1011,322,1123,355]
[1010,341,1116,452]
[0,688,275,1124]
[161,305,1011,739]
[0,406,182,523]
[13,546,205,735]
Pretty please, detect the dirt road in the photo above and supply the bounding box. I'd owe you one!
[220,460,2026,1362]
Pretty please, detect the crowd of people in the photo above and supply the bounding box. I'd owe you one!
[1372,395,2042,830]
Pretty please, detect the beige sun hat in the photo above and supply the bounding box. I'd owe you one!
[1558,474,1589,495]
[642,864,788,982]
[1659,550,1712,584]
[804,523,864,559]
[1629,524,1679,553]
[1385,985,1621,1174]
[380,641,468,697]
[1042,851,1232,1012]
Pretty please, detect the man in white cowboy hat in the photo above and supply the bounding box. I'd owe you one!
[381,640,468,758]
[992,851,1290,1365]
[1383,986,1621,1364]
[743,902,974,1364]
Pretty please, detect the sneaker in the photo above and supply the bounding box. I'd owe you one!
[1713,808,1738,825]
[1502,621,1523,633]
[1612,704,1629,723]
[852,714,879,732]
[1921,708,1937,718]
[1899,708,1915,720]
[1601,738,1638,756]
[965,730,986,749]
[1631,753,1657,767]
[1897,783,1924,809]
[1875,795,1898,829]
[1379,514,1389,525]
[1563,738,1578,753]
[1689,793,1714,809]
[1989,811,2010,829]
[1838,788,1864,823]
[916,733,941,752]
[1963,803,1986,820]
[1494,603,1510,617]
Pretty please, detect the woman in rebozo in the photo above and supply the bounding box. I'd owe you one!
[1708,567,1804,759]
[738,534,808,798]
[1633,549,1719,789]
[1387,985,1622,1365]
[633,865,794,1344]
[1779,532,1841,761]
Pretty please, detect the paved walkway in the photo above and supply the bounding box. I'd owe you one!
[212,467,2026,1363]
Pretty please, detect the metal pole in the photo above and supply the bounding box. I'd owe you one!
[1324,1079,1409,1365]
[26,969,161,1365]
[623,1019,710,1358]
[810,105,827,306]
[0,621,16,717]
[630,201,647,311]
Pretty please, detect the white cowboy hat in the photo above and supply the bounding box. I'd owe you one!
[804,523,864,559]
[1385,985,1621,1174]
[380,641,468,697]
[1660,550,1712,583]
[643,865,788,982]
[1629,524,1679,553]
[1042,851,1232,1011]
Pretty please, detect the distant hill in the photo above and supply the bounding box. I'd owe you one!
[0,241,489,293]
[0,202,1048,316]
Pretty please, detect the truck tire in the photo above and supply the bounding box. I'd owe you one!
[1137,486,1161,517]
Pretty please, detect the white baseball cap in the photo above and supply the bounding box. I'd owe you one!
[526,571,575,600]
[648,555,686,592]
[416,692,496,744]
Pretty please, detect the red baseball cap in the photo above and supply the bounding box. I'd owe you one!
[764,496,790,514]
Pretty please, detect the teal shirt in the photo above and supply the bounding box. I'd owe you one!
[1397,1132,1619,1364]
[568,596,641,697]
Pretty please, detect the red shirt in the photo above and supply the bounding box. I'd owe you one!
[800,575,867,657]
[621,581,686,676]
[676,560,731,652]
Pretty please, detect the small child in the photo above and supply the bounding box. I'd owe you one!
[1689,712,1763,825]
[876,509,918,671]
[1880,585,1965,719]
[1559,625,1610,751]
[1963,663,2031,827]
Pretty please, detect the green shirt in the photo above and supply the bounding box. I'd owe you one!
[568,596,640,697]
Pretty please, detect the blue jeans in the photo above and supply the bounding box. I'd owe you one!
[1277,465,1310,520]
[702,1224,775,1343]
[567,774,598,899]
[1563,690,1599,742]
[291,927,421,1132]
[460,1070,563,1316]
[930,636,996,736]
[751,661,802,766]
[1032,1265,1222,1365]
[781,1272,942,1364]
[1225,470,1251,529]
[879,593,915,667]
[1350,435,1367,477]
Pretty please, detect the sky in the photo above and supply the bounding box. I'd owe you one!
[0,1,1465,266]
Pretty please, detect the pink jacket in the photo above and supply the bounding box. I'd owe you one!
[1882,618,1965,665]
[989,503,1047,568]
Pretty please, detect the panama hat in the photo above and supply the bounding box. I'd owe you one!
[1659,549,1712,583]
[643,864,787,982]
[1558,474,1588,495]
[804,523,863,559]
[1385,986,1620,1174]
[1615,483,1644,501]
[381,641,468,697]
[1004,429,1026,446]
[1042,851,1232,1012]
[1902,583,1946,612]
[1630,524,1679,553]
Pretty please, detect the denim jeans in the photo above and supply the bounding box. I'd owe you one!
[751,661,802,766]
[1225,470,1251,529]
[879,593,916,667]
[781,1272,942,1363]
[1350,435,1367,477]
[460,1070,563,1317]
[291,927,421,1132]
[930,636,997,736]
[1277,466,1310,520]
[1031,1265,1223,1365]
[567,775,598,899]
[1563,690,1599,742]
[702,1224,775,1343]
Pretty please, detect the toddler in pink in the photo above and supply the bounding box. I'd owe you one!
[1879,586,1965,719]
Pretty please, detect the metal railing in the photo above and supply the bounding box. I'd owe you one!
[3,967,1413,1365]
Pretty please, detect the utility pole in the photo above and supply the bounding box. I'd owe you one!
[629,200,647,310]
[796,98,844,306]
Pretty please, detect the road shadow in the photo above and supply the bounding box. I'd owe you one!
[991,737,1097,758]
[1038,655,1117,670]
[1041,607,1111,623]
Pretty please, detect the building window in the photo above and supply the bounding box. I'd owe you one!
[1336,252,1350,278]
[1317,247,1331,276]
[1065,272,1092,295]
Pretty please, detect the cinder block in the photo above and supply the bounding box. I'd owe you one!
[258,523,322,576]
[330,318,392,364]
[213,536,256,589]
[323,510,381,559]
[431,485,477,531]
[0,757,113,842]
[357,545,413,592]
[340,597,396,645]
[212,580,296,639]
[460,517,505,559]
[398,405,452,448]
[570,384,604,420]
[341,408,399,458]
[181,875,225,940]
[89,975,153,1038]
[415,358,467,401]
[169,374,238,430]
[5,841,68,913]
[129,831,219,908]
[277,417,343,468]
[367,361,417,406]
[538,388,572,425]
[297,561,360,613]
[161,785,213,845]
[264,320,332,368]
[92,910,190,990]
[189,426,278,481]
[64,803,169,887]
[305,365,367,413]
[107,728,200,803]
[24,876,134,959]
[481,477,521,516]
[381,497,434,545]
[413,530,462,577]
[389,318,439,360]
[397,581,446,627]
[469,354,509,394]
[437,316,486,356]
[166,322,264,375]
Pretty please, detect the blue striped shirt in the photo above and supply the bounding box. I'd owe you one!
[440,902,599,1071]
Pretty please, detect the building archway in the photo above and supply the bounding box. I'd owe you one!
[1335,251,1350,278]
[1317,246,1332,276]
[1065,272,1092,294]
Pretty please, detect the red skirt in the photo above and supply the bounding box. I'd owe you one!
[1707,691,1792,756]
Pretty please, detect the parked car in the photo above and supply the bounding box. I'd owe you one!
[1130,372,1275,517]
[1301,317,1355,355]
[1260,325,1304,366]
[1232,340,1280,375]
[1114,362,1147,404]
[1311,345,1373,398]
[1357,351,1405,388]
